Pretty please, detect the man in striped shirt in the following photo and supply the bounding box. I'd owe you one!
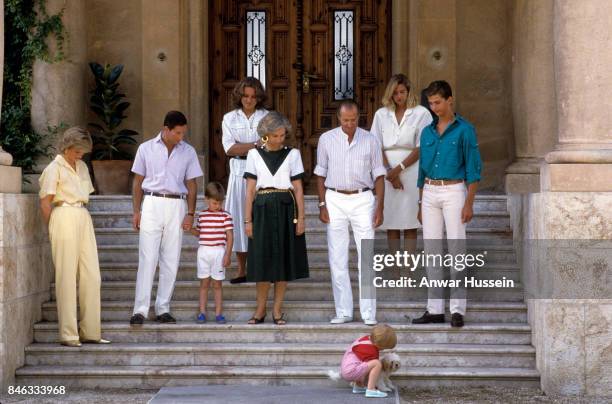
[314,100,387,326]
[190,182,234,324]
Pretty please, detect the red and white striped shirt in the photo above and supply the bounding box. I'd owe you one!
[196,209,234,247]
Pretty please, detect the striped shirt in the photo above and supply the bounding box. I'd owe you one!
[196,210,234,247]
[314,127,387,190]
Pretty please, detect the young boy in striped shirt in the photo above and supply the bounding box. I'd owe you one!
[191,182,234,324]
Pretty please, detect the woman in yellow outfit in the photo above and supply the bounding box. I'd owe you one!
[39,127,110,347]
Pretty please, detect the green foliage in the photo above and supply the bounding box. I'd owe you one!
[1,0,66,174]
[88,62,138,160]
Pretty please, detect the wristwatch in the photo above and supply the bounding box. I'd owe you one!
[318,201,326,208]
[399,162,406,170]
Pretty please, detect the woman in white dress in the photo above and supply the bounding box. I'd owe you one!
[222,77,269,283]
[370,74,433,247]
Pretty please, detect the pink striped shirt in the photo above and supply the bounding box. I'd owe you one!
[196,210,234,247]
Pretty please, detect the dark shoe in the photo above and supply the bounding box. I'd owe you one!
[247,314,266,324]
[411,311,445,324]
[273,313,286,325]
[156,312,176,323]
[230,276,247,284]
[451,313,464,328]
[130,313,145,326]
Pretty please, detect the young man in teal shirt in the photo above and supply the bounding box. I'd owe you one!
[412,80,482,328]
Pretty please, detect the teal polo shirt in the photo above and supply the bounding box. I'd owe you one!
[417,114,482,188]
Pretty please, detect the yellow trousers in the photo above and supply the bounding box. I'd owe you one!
[49,206,101,342]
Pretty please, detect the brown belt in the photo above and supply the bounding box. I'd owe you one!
[327,187,371,195]
[424,178,464,186]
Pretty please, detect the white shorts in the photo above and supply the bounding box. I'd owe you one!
[197,246,226,280]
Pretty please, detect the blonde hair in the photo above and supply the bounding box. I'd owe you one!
[57,126,93,153]
[370,324,397,350]
[381,74,418,110]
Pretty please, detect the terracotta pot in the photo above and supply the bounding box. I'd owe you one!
[92,160,133,195]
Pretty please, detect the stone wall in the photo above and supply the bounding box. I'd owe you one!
[509,193,612,397]
[456,0,513,191]
[0,195,53,389]
[85,0,143,141]
[406,0,513,190]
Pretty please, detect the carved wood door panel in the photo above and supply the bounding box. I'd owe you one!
[209,0,391,190]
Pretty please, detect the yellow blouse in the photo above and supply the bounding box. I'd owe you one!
[39,155,95,204]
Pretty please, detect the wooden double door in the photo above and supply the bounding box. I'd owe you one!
[210,0,391,190]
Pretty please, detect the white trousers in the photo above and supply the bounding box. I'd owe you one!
[133,195,186,316]
[326,190,376,320]
[421,183,467,315]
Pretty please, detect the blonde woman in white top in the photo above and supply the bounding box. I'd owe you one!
[370,74,433,246]
[221,77,269,283]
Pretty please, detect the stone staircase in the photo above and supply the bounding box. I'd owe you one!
[16,194,540,389]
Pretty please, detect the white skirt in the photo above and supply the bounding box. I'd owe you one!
[225,158,249,252]
[380,148,421,230]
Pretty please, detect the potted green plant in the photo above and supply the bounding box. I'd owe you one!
[88,62,138,194]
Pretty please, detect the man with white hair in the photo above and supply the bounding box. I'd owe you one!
[315,100,386,326]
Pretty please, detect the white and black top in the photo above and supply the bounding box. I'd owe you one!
[243,147,305,190]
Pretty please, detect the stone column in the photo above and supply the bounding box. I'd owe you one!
[0,0,23,193]
[28,0,88,191]
[524,0,612,397]
[31,0,88,136]
[541,0,612,192]
[505,0,556,193]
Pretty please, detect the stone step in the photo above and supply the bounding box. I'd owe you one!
[24,342,536,368]
[92,227,513,247]
[99,261,521,282]
[89,211,511,230]
[15,365,539,389]
[33,322,533,345]
[41,301,528,323]
[87,194,510,214]
[49,280,524,303]
[96,243,518,264]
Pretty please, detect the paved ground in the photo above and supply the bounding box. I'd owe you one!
[1,386,609,403]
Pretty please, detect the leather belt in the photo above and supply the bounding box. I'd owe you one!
[54,201,86,207]
[327,187,371,195]
[232,156,247,160]
[424,178,464,186]
[145,192,186,199]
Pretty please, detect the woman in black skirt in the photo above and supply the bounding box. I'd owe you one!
[243,111,309,325]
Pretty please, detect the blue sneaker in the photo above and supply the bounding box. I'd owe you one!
[196,313,206,323]
[215,314,227,324]
[365,389,388,398]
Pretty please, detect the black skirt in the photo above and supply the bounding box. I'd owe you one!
[246,190,309,282]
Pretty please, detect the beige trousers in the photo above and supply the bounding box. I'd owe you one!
[49,206,101,342]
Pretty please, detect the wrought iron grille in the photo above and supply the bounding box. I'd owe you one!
[334,11,354,100]
[246,11,266,87]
